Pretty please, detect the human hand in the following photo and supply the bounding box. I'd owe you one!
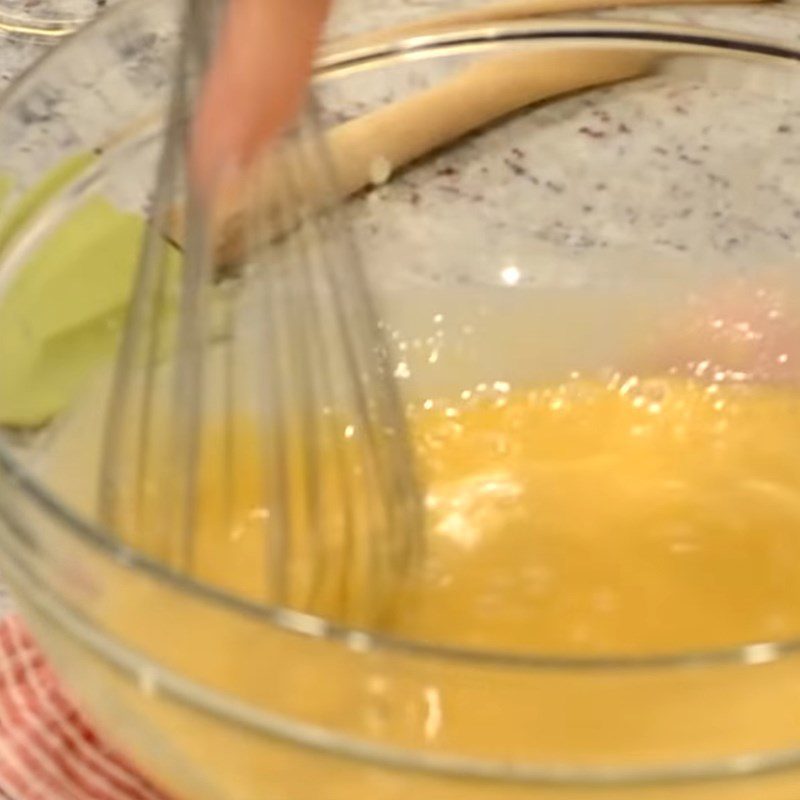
[191,0,331,192]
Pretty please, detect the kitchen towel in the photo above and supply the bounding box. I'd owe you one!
[0,614,170,800]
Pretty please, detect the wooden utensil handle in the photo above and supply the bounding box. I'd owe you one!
[207,47,657,264]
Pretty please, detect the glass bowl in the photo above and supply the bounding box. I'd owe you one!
[3,2,800,799]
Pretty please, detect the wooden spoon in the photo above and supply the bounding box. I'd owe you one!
[172,46,658,263]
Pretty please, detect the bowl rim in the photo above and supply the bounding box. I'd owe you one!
[0,3,105,39]
[2,4,800,677]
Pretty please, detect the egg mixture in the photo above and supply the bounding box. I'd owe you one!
[119,373,800,656]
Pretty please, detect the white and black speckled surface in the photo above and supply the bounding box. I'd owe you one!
[0,34,42,90]
[329,0,800,41]
[2,2,800,386]
[1,0,800,123]
[2,0,800,86]
[1,11,800,357]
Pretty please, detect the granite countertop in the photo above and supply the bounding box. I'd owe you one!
[3,0,800,95]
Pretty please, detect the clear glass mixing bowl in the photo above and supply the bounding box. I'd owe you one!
[3,2,800,798]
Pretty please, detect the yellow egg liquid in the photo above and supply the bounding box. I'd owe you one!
[149,374,800,656]
[398,376,800,654]
[30,366,800,800]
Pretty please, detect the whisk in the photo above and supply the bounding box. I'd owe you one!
[97,0,423,625]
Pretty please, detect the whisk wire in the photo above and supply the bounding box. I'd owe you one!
[301,108,424,577]
[100,0,424,625]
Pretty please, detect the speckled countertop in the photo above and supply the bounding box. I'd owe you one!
[2,1,800,374]
[329,0,800,41]
[4,0,800,93]
[2,1,800,377]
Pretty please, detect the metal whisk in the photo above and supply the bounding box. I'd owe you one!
[98,0,422,625]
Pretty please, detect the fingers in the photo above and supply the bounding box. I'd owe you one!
[190,0,331,194]
[635,274,800,384]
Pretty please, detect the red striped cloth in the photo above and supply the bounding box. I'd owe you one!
[0,615,171,800]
